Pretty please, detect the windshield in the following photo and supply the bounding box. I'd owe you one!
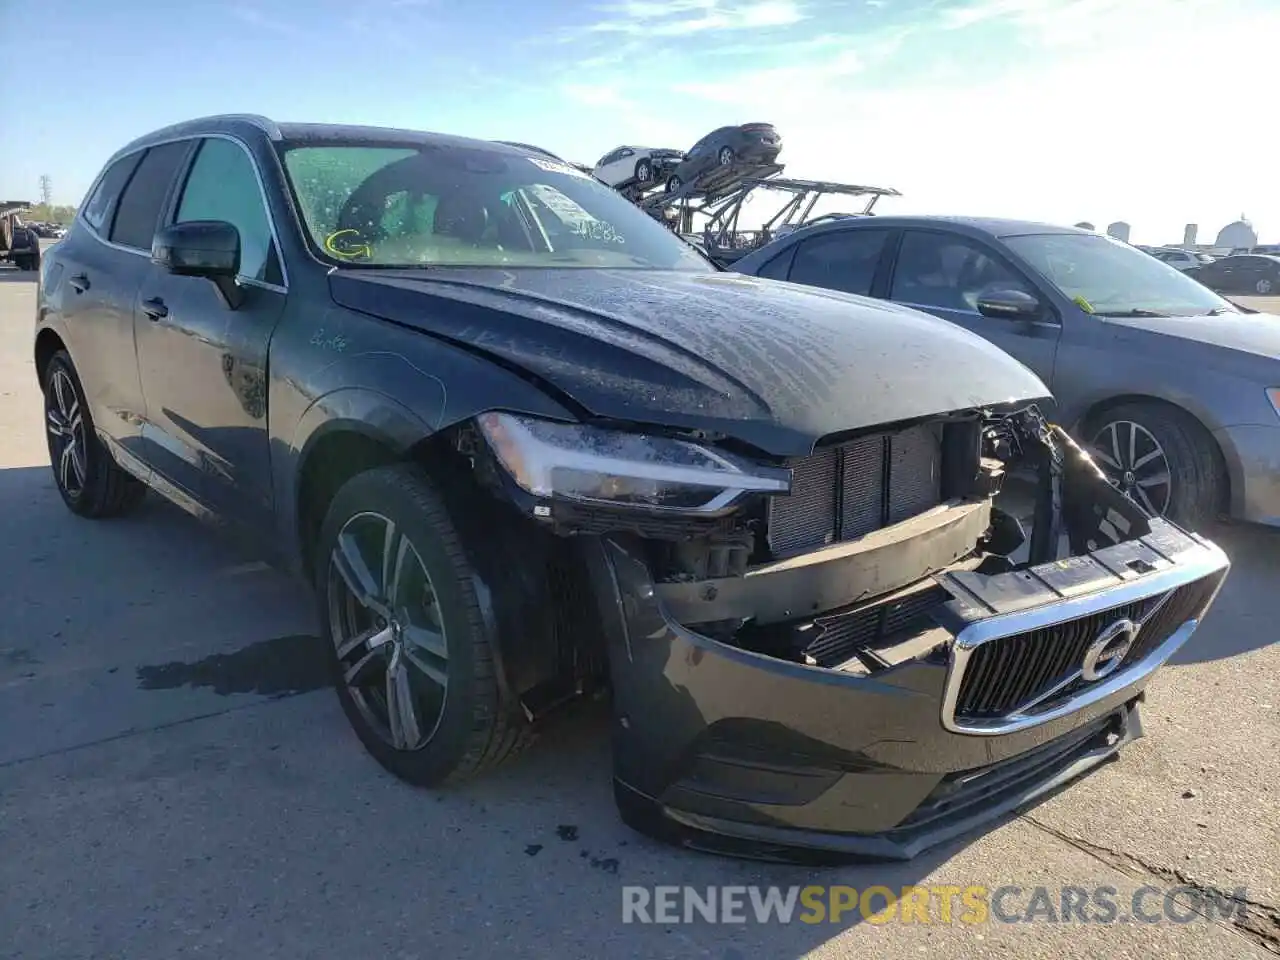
[279,141,711,272]
[1005,233,1238,316]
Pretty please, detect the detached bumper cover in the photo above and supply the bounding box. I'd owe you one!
[590,518,1229,862]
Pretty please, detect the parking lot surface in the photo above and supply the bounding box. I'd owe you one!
[2,270,1277,958]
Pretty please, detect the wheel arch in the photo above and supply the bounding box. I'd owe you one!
[34,327,68,385]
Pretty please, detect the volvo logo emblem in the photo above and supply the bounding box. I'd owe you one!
[1081,618,1139,682]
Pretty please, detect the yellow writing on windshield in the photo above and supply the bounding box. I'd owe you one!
[324,229,372,260]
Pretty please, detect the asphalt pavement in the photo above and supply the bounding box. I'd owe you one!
[1,269,1277,959]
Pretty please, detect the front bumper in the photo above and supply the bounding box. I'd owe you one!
[1213,422,1280,527]
[588,517,1229,862]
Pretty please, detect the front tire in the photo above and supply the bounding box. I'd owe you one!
[42,351,147,518]
[718,146,735,165]
[665,175,682,193]
[1256,278,1273,294]
[315,464,530,786]
[1086,402,1224,530]
[635,159,653,184]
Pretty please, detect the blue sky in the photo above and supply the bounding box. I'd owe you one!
[2,0,1273,243]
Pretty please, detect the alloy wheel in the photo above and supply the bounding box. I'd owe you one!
[327,511,449,751]
[1257,278,1273,294]
[1090,420,1173,516]
[46,368,87,499]
[718,147,734,165]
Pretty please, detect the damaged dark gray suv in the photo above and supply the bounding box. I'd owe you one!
[35,116,1230,862]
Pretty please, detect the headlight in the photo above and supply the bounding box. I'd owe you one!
[1267,388,1280,418]
[476,412,790,513]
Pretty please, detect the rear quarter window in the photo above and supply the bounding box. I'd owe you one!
[81,153,143,233]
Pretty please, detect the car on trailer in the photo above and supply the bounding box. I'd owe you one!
[664,123,781,194]
[592,146,685,190]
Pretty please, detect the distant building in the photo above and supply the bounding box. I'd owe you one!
[1074,221,1095,231]
[1106,221,1131,243]
[1216,216,1257,250]
[1183,224,1198,247]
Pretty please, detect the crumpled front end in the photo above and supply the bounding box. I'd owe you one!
[567,407,1230,862]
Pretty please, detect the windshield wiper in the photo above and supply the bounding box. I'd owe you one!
[1093,308,1169,318]
[1203,307,1238,316]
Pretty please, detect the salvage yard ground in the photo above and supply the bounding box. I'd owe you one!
[1,268,1277,958]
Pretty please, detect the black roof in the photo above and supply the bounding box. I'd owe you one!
[109,114,536,163]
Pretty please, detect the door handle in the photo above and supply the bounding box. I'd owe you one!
[141,297,169,321]
[69,274,90,293]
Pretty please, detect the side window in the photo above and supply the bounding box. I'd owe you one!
[176,138,280,284]
[81,153,142,233]
[890,230,1034,312]
[788,230,890,296]
[109,142,191,251]
[755,245,796,281]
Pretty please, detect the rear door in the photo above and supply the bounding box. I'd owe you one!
[885,228,1061,386]
[56,144,190,463]
[784,227,895,298]
[133,135,287,530]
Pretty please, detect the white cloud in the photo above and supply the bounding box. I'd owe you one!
[586,0,806,35]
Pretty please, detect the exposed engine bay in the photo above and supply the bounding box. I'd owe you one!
[638,405,1155,675]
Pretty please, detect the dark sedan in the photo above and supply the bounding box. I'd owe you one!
[665,123,781,193]
[734,217,1280,531]
[1185,253,1280,296]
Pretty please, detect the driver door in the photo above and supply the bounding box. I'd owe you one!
[133,135,287,531]
[886,229,1062,388]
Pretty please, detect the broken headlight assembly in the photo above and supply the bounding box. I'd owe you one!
[475,412,790,514]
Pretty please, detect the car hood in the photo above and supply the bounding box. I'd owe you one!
[329,268,1048,457]
[1102,310,1280,367]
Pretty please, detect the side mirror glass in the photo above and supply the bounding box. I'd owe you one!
[152,220,240,279]
[976,287,1043,321]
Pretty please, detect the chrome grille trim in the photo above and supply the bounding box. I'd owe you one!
[940,528,1230,736]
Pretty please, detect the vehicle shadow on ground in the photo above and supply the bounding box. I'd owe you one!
[0,269,37,284]
[1166,518,1279,665]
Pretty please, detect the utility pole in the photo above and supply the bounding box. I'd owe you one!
[38,174,52,206]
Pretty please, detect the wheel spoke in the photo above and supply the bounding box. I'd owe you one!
[332,531,382,609]
[46,409,67,437]
[385,530,412,607]
[1091,444,1120,471]
[58,442,76,491]
[336,623,393,660]
[1132,448,1162,471]
[1136,471,1170,489]
[343,647,385,687]
[1107,423,1123,470]
[1133,484,1159,516]
[1127,421,1137,470]
[402,642,448,688]
[385,650,422,750]
[52,372,69,417]
[69,441,86,486]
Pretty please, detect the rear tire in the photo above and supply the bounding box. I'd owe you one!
[635,159,653,183]
[42,351,147,518]
[1085,402,1224,531]
[665,175,682,193]
[315,464,532,786]
[718,146,735,165]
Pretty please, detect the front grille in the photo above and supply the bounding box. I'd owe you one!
[803,586,948,667]
[767,422,943,558]
[953,574,1219,721]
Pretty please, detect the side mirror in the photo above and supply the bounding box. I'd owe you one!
[152,220,240,279]
[976,288,1043,321]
